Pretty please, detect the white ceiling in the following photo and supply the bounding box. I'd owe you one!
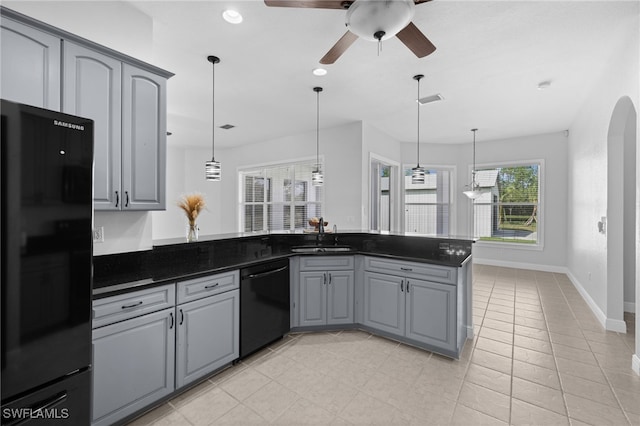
[124,1,637,148]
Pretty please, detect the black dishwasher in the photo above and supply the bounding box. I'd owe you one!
[240,259,290,358]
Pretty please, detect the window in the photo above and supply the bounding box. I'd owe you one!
[403,166,453,236]
[240,161,323,232]
[472,162,541,246]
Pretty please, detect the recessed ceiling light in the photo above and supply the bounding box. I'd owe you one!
[222,10,243,24]
[312,68,328,76]
[537,80,551,90]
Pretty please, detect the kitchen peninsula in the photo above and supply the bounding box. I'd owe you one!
[92,232,472,426]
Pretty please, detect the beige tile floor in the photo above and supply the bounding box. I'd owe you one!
[128,265,639,425]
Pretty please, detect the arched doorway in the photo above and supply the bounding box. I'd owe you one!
[607,96,636,334]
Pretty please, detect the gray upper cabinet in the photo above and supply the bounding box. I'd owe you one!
[121,64,167,210]
[2,7,172,211]
[0,17,60,110]
[63,42,122,210]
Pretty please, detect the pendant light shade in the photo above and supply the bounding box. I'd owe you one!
[411,74,425,184]
[463,128,482,199]
[312,86,324,187]
[206,55,221,181]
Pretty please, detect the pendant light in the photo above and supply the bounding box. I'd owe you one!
[205,55,221,181]
[312,87,324,186]
[411,74,425,184]
[463,128,482,199]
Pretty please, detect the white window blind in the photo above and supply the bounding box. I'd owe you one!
[241,162,323,232]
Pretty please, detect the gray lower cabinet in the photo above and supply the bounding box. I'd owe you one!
[298,256,354,327]
[92,285,176,426]
[299,270,354,326]
[176,288,239,388]
[363,257,460,356]
[0,16,60,110]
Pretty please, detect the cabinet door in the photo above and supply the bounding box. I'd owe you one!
[363,271,405,336]
[176,290,239,388]
[327,270,354,325]
[406,279,456,352]
[63,41,122,210]
[92,308,175,426]
[299,272,327,326]
[0,17,60,110]
[121,64,167,210]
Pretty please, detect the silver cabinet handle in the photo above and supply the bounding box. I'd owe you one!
[328,273,332,284]
[400,280,404,292]
[115,190,119,208]
[125,191,129,207]
[323,273,327,285]
[121,301,143,309]
[180,309,184,325]
[204,283,219,289]
[400,267,413,272]
[169,312,174,329]
[407,281,410,293]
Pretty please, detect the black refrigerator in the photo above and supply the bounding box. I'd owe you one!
[1,100,93,425]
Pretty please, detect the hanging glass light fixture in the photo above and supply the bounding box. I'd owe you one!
[463,128,482,199]
[205,55,221,181]
[411,74,425,184]
[312,86,324,186]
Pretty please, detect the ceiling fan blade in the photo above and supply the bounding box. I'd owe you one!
[320,31,358,64]
[264,0,350,10]
[396,22,436,58]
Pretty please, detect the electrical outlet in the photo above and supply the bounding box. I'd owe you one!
[93,226,104,243]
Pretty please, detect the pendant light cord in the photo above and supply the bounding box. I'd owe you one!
[471,128,478,187]
[316,89,320,167]
[413,74,423,167]
[211,59,215,162]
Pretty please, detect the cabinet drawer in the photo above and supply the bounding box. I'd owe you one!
[92,284,175,329]
[299,255,354,271]
[364,257,457,285]
[177,270,239,304]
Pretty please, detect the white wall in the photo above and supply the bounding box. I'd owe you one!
[217,122,364,234]
[400,133,568,270]
[566,16,639,327]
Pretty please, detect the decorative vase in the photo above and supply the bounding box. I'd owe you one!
[186,222,198,242]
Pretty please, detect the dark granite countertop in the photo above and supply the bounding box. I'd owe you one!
[93,232,473,298]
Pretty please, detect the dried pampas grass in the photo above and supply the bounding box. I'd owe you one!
[178,193,206,225]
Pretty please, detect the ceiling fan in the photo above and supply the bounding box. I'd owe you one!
[264,0,436,64]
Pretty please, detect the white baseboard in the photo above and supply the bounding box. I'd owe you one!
[472,259,632,333]
[624,302,636,313]
[472,258,568,273]
[633,354,640,376]
[566,271,627,333]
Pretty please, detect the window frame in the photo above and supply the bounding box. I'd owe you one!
[401,163,457,237]
[470,159,544,251]
[238,157,324,233]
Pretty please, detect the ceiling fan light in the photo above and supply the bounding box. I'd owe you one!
[345,0,415,42]
[222,9,243,24]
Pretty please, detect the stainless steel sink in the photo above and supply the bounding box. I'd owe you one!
[290,245,353,253]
